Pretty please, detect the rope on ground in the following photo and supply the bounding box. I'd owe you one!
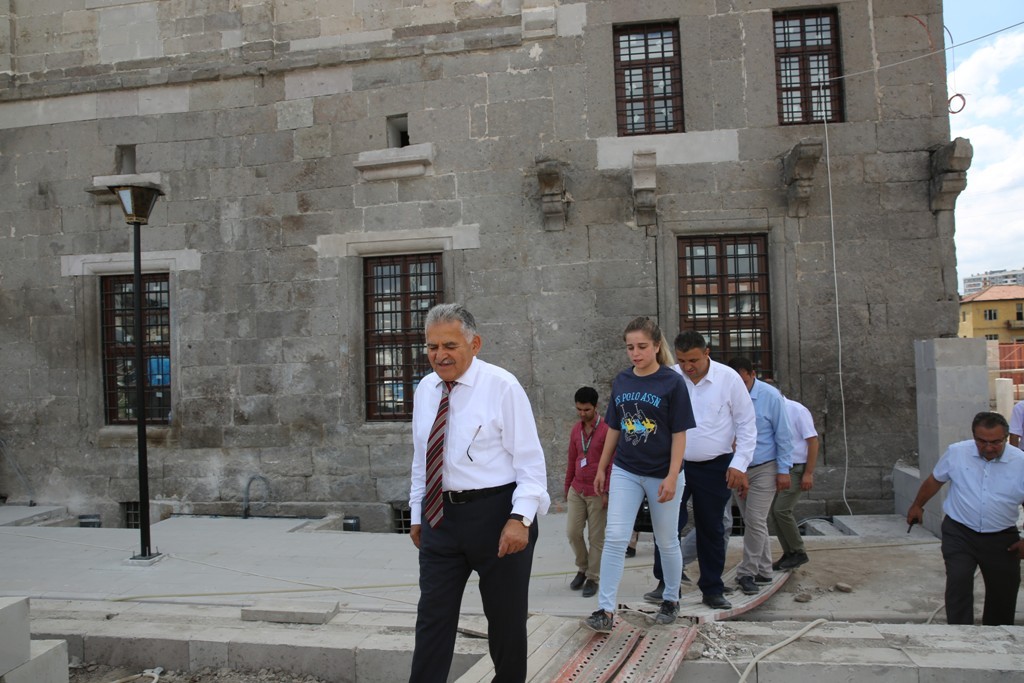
[107,668,161,683]
[736,618,829,683]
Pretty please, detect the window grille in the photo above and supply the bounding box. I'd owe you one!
[363,254,443,421]
[678,234,773,377]
[614,23,684,136]
[101,274,171,425]
[774,8,844,125]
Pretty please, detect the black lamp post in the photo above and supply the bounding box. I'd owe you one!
[109,183,164,560]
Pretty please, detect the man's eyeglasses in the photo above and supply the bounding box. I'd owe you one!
[973,436,1007,447]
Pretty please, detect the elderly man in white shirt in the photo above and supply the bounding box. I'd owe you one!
[408,303,550,683]
[673,331,757,610]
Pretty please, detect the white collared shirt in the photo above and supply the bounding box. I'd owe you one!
[672,360,756,472]
[409,357,551,524]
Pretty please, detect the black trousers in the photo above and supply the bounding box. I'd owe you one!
[410,488,538,683]
[941,516,1021,625]
[683,453,733,597]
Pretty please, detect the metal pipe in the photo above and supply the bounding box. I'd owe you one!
[132,221,154,558]
[243,475,271,519]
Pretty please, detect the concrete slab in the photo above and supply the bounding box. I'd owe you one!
[0,597,30,676]
[0,640,69,683]
[240,599,339,624]
[0,506,68,528]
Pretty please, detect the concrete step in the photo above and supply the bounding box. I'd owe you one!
[29,600,1024,682]
[0,506,72,528]
[0,598,31,676]
[0,641,68,683]
[30,600,485,683]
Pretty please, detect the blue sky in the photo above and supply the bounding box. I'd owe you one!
[942,2,1024,291]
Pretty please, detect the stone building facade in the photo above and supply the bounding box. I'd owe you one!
[0,0,968,530]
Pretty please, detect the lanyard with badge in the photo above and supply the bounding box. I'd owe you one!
[580,416,600,468]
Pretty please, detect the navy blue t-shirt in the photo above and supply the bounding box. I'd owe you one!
[604,364,696,478]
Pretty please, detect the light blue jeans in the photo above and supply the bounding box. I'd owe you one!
[597,464,683,612]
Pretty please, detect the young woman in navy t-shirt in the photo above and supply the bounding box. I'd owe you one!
[582,316,695,632]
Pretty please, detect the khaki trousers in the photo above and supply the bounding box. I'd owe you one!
[566,487,607,581]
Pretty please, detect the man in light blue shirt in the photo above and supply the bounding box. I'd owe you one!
[727,357,793,596]
[907,411,1024,625]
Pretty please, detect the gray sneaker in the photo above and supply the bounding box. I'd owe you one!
[582,609,614,633]
[654,600,679,625]
[642,580,665,604]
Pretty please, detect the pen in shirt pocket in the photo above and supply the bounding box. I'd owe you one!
[467,425,482,461]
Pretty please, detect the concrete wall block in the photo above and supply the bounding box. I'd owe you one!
[240,131,295,166]
[711,58,746,130]
[216,106,276,138]
[0,597,30,676]
[84,635,189,672]
[189,78,256,112]
[0,640,68,683]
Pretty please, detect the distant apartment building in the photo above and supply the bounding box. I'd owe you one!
[959,285,1024,342]
[963,268,1024,295]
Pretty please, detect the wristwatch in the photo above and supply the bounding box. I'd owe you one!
[509,513,532,528]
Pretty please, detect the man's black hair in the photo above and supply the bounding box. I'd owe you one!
[574,386,598,405]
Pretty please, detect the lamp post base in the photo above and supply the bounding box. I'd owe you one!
[124,553,165,567]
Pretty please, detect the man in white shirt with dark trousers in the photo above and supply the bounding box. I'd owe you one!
[408,303,550,683]
[673,331,757,610]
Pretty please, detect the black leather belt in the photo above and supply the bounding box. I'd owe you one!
[443,482,516,504]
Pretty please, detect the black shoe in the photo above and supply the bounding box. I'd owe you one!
[643,580,665,604]
[582,579,598,598]
[772,553,794,571]
[582,609,614,633]
[570,571,586,590]
[753,574,773,585]
[625,546,637,558]
[779,551,809,570]
[680,569,693,585]
[702,593,732,610]
[654,600,679,625]
[737,575,760,595]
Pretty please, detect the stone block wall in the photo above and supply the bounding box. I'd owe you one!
[0,0,962,529]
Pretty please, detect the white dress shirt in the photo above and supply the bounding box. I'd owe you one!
[784,398,818,465]
[409,357,551,524]
[672,360,756,472]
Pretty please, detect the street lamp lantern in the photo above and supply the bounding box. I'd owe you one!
[108,181,164,561]
[111,184,163,225]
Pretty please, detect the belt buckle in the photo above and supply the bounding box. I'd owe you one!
[445,490,465,505]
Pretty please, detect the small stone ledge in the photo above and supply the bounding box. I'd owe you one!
[353,143,435,181]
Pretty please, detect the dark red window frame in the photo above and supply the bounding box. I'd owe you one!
[101,273,171,425]
[614,23,685,136]
[678,234,774,378]
[773,8,845,125]
[363,254,444,421]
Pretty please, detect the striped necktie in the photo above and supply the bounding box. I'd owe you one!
[424,381,454,528]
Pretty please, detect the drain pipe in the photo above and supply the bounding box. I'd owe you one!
[242,475,271,519]
[0,438,36,506]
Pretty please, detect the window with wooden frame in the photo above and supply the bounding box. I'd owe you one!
[678,235,774,377]
[773,8,844,125]
[614,22,684,136]
[101,273,171,425]
[364,254,444,421]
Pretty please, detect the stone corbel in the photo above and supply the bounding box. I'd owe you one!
[782,138,823,218]
[631,149,658,227]
[930,137,973,212]
[536,158,570,231]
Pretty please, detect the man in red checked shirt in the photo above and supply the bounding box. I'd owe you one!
[565,386,612,598]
